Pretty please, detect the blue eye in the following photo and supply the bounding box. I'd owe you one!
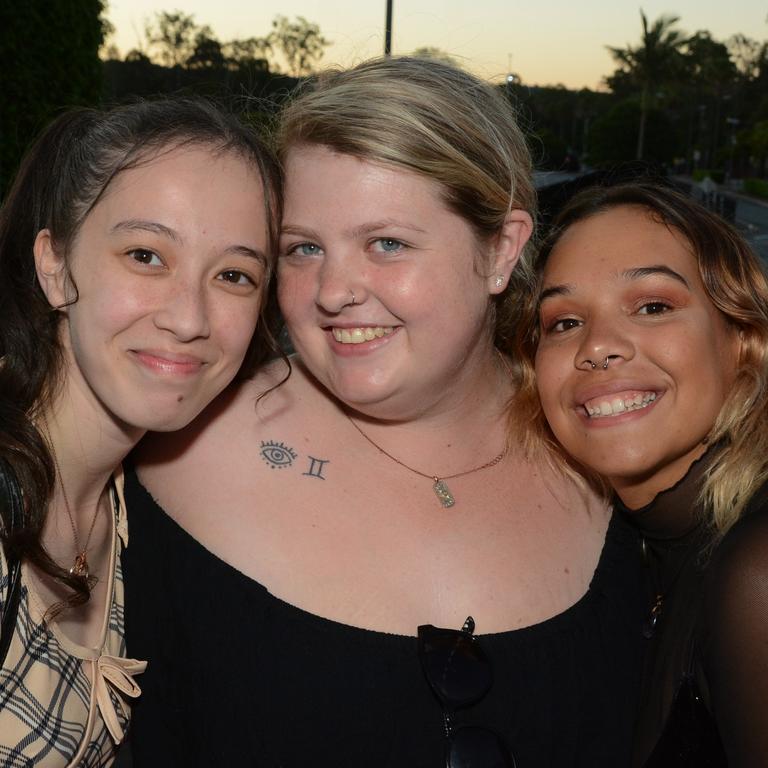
[372,238,404,253]
[284,242,322,258]
[260,440,297,469]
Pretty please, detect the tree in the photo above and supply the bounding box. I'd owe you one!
[607,10,688,160]
[144,10,197,68]
[268,16,330,77]
[187,26,225,71]
[224,37,272,70]
[0,0,108,195]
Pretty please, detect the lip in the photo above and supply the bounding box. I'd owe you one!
[324,325,401,355]
[131,349,206,376]
[572,379,664,426]
[574,379,662,406]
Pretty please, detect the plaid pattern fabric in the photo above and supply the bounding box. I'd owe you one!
[0,471,145,767]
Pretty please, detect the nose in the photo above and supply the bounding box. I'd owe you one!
[574,317,634,372]
[153,280,211,341]
[315,253,366,314]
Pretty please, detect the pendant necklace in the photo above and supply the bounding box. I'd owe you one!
[640,536,689,639]
[42,414,102,579]
[345,414,507,508]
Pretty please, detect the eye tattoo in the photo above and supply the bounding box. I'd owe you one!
[260,440,298,469]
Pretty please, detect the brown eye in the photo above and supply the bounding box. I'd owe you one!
[218,270,254,286]
[638,302,671,315]
[128,248,161,266]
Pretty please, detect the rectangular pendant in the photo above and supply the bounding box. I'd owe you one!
[433,479,455,508]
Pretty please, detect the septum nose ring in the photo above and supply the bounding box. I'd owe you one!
[582,356,616,370]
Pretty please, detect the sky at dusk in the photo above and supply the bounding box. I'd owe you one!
[106,1,767,89]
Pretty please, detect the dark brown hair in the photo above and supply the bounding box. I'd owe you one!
[0,97,282,609]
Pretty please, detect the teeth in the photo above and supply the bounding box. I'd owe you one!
[585,392,656,418]
[332,326,394,344]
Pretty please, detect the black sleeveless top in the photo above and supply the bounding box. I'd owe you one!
[122,467,646,767]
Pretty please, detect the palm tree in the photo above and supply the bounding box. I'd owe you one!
[608,11,687,160]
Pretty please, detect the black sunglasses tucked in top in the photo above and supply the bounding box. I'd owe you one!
[418,616,517,768]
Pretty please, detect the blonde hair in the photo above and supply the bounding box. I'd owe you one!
[277,56,536,355]
[511,182,768,536]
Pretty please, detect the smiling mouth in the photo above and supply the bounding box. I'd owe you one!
[331,326,395,344]
[583,391,657,418]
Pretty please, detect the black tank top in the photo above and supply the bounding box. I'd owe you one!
[122,467,646,767]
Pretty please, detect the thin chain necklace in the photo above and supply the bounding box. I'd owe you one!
[345,415,508,508]
[42,414,102,579]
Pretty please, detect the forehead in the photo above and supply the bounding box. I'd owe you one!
[283,144,446,210]
[544,204,699,284]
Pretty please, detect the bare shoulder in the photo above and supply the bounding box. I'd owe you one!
[136,358,303,484]
[525,452,610,525]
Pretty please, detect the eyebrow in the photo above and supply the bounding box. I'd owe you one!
[111,219,182,243]
[280,219,427,239]
[539,264,690,304]
[346,219,427,238]
[112,219,266,266]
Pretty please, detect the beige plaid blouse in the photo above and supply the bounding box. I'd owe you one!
[0,469,146,767]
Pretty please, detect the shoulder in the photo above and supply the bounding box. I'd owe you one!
[704,487,768,622]
[133,356,326,508]
[136,356,304,467]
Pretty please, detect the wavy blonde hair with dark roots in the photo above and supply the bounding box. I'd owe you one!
[276,55,537,358]
[510,182,768,538]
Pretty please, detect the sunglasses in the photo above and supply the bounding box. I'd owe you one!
[418,616,517,768]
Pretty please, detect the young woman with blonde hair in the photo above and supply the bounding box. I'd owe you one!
[124,58,646,767]
[515,181,768,766]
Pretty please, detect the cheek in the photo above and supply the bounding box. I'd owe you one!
[277,268,313,322]
[534,349,570,411]
[213,302,261,362]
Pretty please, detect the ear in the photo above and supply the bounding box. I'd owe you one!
[34,229,70,309]
[488,209,533,294]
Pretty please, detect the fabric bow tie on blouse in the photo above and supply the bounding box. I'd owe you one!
[94,654,147,742]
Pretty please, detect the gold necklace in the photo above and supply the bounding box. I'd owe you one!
[345,415,508,508]
[42,415,102,579]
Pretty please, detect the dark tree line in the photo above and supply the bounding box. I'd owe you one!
[512,11,768,182]
[2,5,767,198]
[0,0,108,194]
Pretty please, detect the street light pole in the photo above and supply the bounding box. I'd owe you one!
[384,0,393,56]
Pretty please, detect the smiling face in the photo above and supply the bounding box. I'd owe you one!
[534,205,741,508]
[278,144,523,419]
[37,145,269,433]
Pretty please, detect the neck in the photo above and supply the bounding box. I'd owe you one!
[342,348,512,477]
[43,380,143,514]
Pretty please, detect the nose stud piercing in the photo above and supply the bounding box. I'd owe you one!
[350,291,357,306]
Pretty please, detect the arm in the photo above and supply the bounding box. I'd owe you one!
[701,502,768,767]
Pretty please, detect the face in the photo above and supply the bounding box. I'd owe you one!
[37,145,269,433]
[278,144,526,419]
[534,205,741,508]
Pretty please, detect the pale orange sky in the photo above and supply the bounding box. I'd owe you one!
[107,1,767,89]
